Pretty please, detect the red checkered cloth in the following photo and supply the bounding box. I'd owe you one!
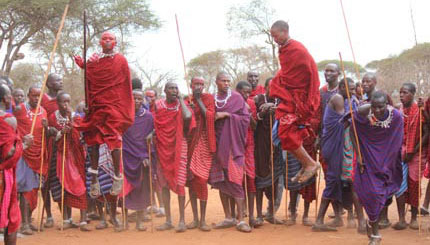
[406,176,419,208]
[402,103,421,154]
[299,181,316,203]
[243,175,256,193]
[191,176,208,201]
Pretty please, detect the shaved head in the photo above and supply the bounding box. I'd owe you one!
[271,20,289,32]
[216,71,230,81]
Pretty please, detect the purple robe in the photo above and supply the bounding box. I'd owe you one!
[209,91,250,199]
[353,107,403,222]
[321,106,344,202]
[123,106,154,210]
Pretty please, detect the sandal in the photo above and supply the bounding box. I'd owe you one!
[175,222,187,233]
[213,218,236,229]
[79,222,92,232]
[291,169,304,183]
[302,217,313,227]
[96,220,108,230]
[199,222,211,232]
[368,235,382,245]
[366,220,372,238]
[298,164,320,184]
[236,221,251,233]
[136,223,147,232]
[44,217,54,228]
[186,220,199,229]
[392,221,408,230]
[156,222,174,231]
[311,223,337,232]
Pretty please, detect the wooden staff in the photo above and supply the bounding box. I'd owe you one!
[147,141,154,233]
[315,150,321,220]
[244,169,250,225]
[60,134,67,231]
[36,127,45,232]
[418,108,423,234]
[30,3,70,135]
[269,113,276,223]
[339,52,364,173]
[120,145,126,230]
[285,152,289,221]
[175,14,191,96]
[83,10,89,107]
[339,0,363,98]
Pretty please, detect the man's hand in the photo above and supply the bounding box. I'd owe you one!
[143,159,150,167]
[73,55,84,68]
[193,88,202,100]
[418,97,424,108]
[89,53,100,63]
[61,125,72,134]
[22,134,34,149]
[215,112,230,121]
[146,132,153,144]
[42,118,48,128]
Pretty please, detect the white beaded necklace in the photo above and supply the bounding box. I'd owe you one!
[161,99,179,111]
[215,89,232,109]
[55,110,70,127]
[368,106,394,128]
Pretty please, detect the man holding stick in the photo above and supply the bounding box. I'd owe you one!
[74,31,134,198]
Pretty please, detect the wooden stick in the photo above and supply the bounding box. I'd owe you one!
[270,114,276,222]
[60,134,67,231]
[418,108,423,234]
[147,141,154,233]
[174,14,191,96]
[339,0,363,98]
[285,152,289,221]
[30,3,70,135]
[315,150,321,220]
[244,170,250,225]
[36,127,45,232]
[339,52,364,173]
[120,145,126,230]
[83,10,89,107]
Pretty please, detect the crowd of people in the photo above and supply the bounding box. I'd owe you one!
[1,20,430,245]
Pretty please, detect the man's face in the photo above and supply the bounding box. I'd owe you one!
[339,82,356,98]
[1,84,12,109]
[270,28,288,46]
[28,88,41,109]
[238,86,252,101]
[247,72,259,89]
[216,74,231,94]
[399,86,414,106]
[164,83,179,102]
[47,74,63,91]
[145,90,156,105]
[57,94,71,114]
[324,64,340,84]
[133,91,144,111]
[191,78,205,95]
[99,32,117,51]
[371,97,387,120]
[362,75,376,94]
[12,89,25,104]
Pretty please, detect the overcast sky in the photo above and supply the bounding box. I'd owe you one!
[125,0,430,91]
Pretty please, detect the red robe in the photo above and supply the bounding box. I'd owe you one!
[270,39,320,151]
[154,99,195,195]
[0,114,22,234]
[49,112,87,209]
[76,54,134,150]
[41,94,58,116]
[13,103,48,176]
[188,94,216,180]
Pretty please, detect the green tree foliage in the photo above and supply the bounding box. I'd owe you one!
[226,0,278,73]
[187,45,273,92]
[317,59,365,77]
[365,43,430,99]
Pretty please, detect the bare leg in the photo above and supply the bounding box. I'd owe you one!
[421,181,430,213]
[220,192,232,219]
[19,194,32,235]
[175,195,186,232]
[352,190,366,234]
[256,189,264,219]
[378,206,391,229]
[302,200,311,225]
[393,194,407,230]
[409,206,419,230]
[229,197,236,220]
[199,200,210,231]
[110,149,121,177]
[286,190,298,226]
[136,210,146,231]
[4,230,17,245]
[187,188,199,228]
[156,188,174,231]
[248,191,256,225]
[89,145,100,184]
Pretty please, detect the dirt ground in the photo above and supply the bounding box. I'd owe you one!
[13,180,430,245]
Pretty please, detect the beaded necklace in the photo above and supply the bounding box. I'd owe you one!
[368,106,394,128]
[161,99,179,111]
[215,89,232,109]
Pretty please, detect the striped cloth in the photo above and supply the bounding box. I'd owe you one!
[406,176,419,207]
[341,127,355,182]
[394,162,408,198]
[189,130,212,180]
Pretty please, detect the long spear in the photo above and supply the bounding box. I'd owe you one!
[339,52,364,173]
[83,10,88,107]
[339,0,363,98]
[30,2,70,134]
[175,14,191,96]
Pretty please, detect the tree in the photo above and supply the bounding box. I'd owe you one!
[365,43,430,100]
[226,0,278,73]
[8,62,43,90]
[187,45,273,92]
[0,0,161,76]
